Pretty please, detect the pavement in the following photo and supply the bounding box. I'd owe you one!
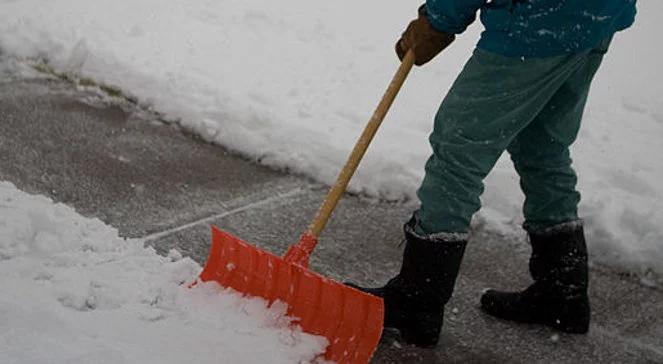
[1,59,662,363]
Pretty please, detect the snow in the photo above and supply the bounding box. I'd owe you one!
[0,182,327,364]
[0,1,661,277]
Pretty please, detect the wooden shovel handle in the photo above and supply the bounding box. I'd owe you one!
[307,49,416,238]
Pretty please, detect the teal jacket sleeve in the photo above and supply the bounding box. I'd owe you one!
[425,0,487,34]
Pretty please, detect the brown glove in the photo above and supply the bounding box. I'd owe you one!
[396,5,455,66]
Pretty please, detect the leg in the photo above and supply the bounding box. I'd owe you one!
[481,38,611,334]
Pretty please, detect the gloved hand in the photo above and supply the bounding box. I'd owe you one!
[396,5,455,66]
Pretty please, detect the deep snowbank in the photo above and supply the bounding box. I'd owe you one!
[0,1,660,276]
[0,182,326,363]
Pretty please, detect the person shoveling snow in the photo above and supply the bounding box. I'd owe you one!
[349,0,637,348]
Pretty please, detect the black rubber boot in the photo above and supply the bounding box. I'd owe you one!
[480,221,590,334]
[347,219,467,348]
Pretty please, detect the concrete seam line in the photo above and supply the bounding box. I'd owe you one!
[217,179,303,211]
[140,187,308,242]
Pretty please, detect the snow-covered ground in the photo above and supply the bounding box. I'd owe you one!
[0,181,326,363]
[0,1,661,276]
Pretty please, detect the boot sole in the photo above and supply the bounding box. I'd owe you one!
[480,303,589,334]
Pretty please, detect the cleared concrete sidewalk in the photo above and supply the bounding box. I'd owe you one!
[1,63,662,363]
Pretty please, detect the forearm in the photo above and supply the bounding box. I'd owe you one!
[424,0,487,34]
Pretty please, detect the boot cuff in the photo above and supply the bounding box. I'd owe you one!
[525,219,584,237]
[405,219,468,243]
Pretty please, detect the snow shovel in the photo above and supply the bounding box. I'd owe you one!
[198,50,416,363]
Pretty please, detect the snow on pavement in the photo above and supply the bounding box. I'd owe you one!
[0,1,661,276]
[0,182,327,364]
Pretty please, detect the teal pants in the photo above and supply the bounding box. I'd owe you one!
[416,38,611,235]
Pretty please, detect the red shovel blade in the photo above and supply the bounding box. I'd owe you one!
[199,226,384,363]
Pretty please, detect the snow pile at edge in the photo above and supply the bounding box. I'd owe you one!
[0,181,327,364]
